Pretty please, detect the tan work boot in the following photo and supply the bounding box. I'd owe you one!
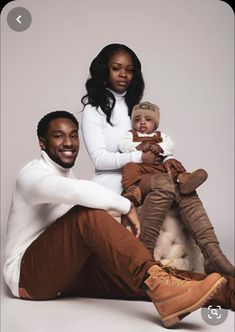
[209,275,235,310]
[122,184,142,206]
[172,267,235,311]
[144,265,227,327]
[177,169,208,194]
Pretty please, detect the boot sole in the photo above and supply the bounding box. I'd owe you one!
[161,276,227,328]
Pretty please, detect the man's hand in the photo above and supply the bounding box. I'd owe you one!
[121,203,140,238]
[163,158,186,173]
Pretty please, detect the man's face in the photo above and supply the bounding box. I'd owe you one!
[39,118,79,168]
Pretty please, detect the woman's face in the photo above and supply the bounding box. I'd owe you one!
[107,51,134,93]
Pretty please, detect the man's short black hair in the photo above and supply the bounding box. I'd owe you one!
[37,111,79,138]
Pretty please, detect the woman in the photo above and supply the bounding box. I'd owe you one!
[81,43,160,194]
[81,43,234,278]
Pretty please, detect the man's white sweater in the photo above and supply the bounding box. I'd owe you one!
[3,151,131,297]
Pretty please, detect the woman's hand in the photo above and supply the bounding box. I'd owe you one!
[163,158,186,173]
[121,203,140,238]
[142,151,162,165]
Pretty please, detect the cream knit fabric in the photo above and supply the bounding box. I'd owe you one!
[4,151,131,297]
[81,90,142,194]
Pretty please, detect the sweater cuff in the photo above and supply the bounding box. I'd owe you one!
[119,197,131,215]
[130,151,142,163]
[163,156,175,162]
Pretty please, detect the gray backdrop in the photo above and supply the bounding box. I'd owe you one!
[1,1,234,331]
[1,0,234,264]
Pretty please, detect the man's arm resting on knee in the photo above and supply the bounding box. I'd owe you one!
[17,168,131,215]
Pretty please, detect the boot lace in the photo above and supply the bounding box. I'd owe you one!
[150,261,191,286]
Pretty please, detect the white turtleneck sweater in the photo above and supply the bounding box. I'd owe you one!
[81,90,142,194]
[4,151,131,297]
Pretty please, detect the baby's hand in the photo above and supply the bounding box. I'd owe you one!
[149,144,163,155]
[163,158,186,173]
[136,142,151,152]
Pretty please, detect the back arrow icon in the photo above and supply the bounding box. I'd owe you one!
[16,15,22,24]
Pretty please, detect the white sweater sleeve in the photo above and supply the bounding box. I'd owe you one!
[158,132,175,157]
[17,168,131,215]
[81,106,142,170]
[119,131,139,152]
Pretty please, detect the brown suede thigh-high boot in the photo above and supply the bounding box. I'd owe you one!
[174,186,235,277]
[140,173,175,254]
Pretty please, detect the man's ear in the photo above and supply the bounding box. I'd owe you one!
[39,137,46,150]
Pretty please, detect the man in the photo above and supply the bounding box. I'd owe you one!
[3,111,229,328]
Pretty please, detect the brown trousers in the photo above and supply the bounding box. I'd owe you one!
[122,162,179,190]
[19,206,156,300]
[19,205,232,309]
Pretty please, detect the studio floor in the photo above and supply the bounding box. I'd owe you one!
[1,286,234,332]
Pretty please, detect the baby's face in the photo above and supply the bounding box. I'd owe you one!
[132,114,157,134]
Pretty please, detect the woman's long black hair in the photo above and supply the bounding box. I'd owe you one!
[81,43,145,125]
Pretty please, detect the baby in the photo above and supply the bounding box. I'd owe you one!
[119,101,207,206]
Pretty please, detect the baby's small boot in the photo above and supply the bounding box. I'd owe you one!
[122,185,142,206]
[177,169,208,194]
